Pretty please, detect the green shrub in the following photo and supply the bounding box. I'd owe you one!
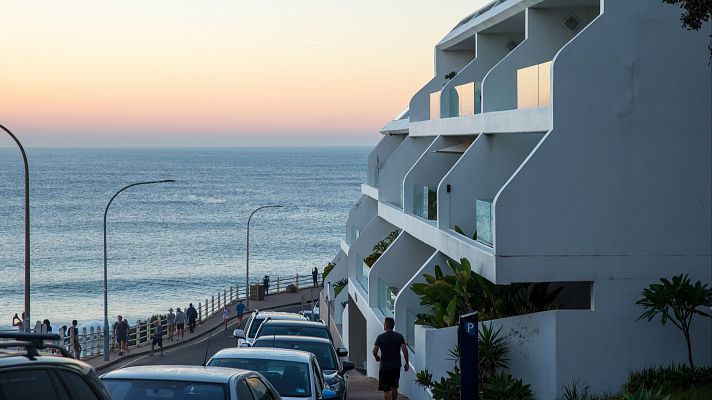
[415,369,433,389]
[363,230,399,267]
[332,278,348,297]
[562,380,592,400]
[478,322,509,384]
[431,367,461,400]
[323,262,335,279]
[624,365,712,395]
[621,387,670,400]
[482,371,533,400]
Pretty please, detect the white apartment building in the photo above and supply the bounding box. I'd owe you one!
[322,0,711,398]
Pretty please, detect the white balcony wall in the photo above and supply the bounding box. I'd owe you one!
[438,133,544,240]
[403,136,469,221]
[482,6,599,112]
[494,0,712,263]
[346,216,398,298]
[368,135,405,187]
[345,195,377,245]
[378,136,436,207]
[441,31,524,118]
[367,232,435,318]
[324,250,348,289]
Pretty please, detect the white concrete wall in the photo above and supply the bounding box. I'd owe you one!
[403,136,467,219]
[344,195,377,245]
[346,216,398,298]
[378,136,436,207]
[438,132,544,239]
[414,324,458,381]
[368,135,405,187]
[483,6,599,112]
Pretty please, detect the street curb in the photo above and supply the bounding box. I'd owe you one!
[94,301,303,373]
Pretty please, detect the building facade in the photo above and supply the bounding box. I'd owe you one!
[323,0,712,398]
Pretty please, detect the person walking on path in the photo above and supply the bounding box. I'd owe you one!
[150,320,164,356]
[175,307,186,340]
[312,267,319,287]
[372,317,408,400]
[187,303,198,333]
[222,305,230,331]
[113,315,129,356]
[263,275,270,296]
[69,320,81,359]
[167,308,176,341]
[236,300,246,326]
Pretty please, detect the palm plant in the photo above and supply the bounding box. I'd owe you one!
[636,274,712,368]
[478,322,509,383]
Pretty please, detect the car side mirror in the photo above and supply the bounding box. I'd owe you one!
[336,347,348,357]
[321,389,338,399]
[233,329,245,339]
[339,360,354,376]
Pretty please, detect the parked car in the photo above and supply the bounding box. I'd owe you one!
[101,365,281,400]
[0,332,112,400]
[252,335,353,400]
[235,310,308,347]
[207,347,338,400]
[254,320,333,343]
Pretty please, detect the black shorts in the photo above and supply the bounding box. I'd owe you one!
[378,368,400,391]
[152,337,163,346]
[177,323,185,330]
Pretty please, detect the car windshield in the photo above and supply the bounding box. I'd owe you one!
[247,317,265,338]
[208,358,311,398]
[257,325,329,339]
[253,339,338,371]
[102,379,227,400]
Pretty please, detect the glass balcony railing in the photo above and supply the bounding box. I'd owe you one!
[475,199,493,247]
[356,261,369,293]
[406,310,417,350]
[413,184,437,220]
[350,227,360,244]
[378,279,396,318]
[517,61,552,109]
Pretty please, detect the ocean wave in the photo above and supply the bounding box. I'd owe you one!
[186,194,226,204]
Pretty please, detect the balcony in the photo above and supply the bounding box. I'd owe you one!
[377,278,397,318]
[475,199,494,247]
[517,61,551,109]
[413,184,437,221]
[356,261,370,293]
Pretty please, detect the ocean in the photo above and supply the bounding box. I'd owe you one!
[0,147,368,329]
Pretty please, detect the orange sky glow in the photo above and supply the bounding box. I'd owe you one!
[0,1,486,146]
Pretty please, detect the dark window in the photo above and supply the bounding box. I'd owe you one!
[252,340,338,370]
[57,370,101,400]
[236,380,255,400]
[247,317,265,337]
[257,325,329,339]
[247,377,275,400]
[0,369,65,400]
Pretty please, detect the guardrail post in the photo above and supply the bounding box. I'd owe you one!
[224,289,227,306]
[89,327,95,356]
[96,325,101,355]
[296,274,299,288]
[211,295,215,316]
[230,286,233,302]
[277,276,281,293]
[81,327,87,359]
[205,299,208,317]
[198,302,202,323]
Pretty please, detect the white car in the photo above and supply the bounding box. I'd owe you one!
[234,310,307,347]
[101,365,281,400]
[207,347,338,400]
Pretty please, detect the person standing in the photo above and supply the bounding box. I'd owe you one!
[222,305,230,331]
[174,307,186,340]
[69,320,81,359]
[312,267,319,287]
[12,313,23,332]
[186,303,198,333]
[167,308,176,341]
[235,300,246,327]
[150,320,163,356]
[263,275,270,296]
[43,319,52,333]
[113,315,129,356]
[372,317,408,400]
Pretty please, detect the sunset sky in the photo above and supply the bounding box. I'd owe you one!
[0,1,486,147]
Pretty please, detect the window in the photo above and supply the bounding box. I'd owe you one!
[247,317,266,337]
[252,340,338,371]
[0,369,66,400]
[247,377,275,400]
[311,359,324,394]
[209,358,311,398]
[236,380,255,400]
[57,370,102,400]
[257,325,329,340]
[102,379,227,400]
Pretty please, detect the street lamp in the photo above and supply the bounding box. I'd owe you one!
[245,205,283,311]
[103,179,175,361]
[0,124,31,333]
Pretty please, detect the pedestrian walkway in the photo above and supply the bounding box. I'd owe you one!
[346,370,410,400]
[86,286,322,371]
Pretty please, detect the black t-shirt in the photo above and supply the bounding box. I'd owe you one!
[374,330,405,370]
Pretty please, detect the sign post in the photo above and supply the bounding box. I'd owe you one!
[459,311,479,400]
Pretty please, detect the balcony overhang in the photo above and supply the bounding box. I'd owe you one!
[409,107,551,137]
[380,118,410,135]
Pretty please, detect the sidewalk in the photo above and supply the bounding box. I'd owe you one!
[86,285,322,371]
[347,370,410,400]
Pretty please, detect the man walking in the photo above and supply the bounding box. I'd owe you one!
[236,300,246,327]
[69,320,81,359]
[113,315,129,356]
[167,308,176,341]
[186,303,198,333]
[312,267,319,287]
[175,307,186,340]
[150,320,163,356]
[372,317,408,400]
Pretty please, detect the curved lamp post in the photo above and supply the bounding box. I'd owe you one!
[245,205,283,311]
[0,124,31,333]
[103,179,175,361]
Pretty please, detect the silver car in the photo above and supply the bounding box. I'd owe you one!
[101,365,281,400]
